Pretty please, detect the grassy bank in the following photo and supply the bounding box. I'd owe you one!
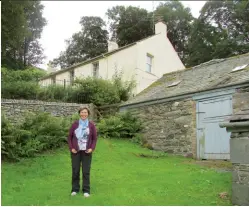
[1,138,232,206]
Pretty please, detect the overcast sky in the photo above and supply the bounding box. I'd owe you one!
[39,1,206,69]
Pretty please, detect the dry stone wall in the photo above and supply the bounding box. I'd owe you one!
[233,86,249,114]
[128,99,196,157]
[1,99,96,123]
[230,87,249,205]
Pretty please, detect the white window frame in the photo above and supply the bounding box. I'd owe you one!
[146,54,153,73]
[92,62,99,78]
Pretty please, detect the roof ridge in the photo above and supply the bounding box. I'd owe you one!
[192,52,249,69]
[162,52,249,77]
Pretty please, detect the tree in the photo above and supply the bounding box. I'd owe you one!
[154,1,194,63]
[1,0,28,69]
[51,16,108,69]
[200,0,249,44]
[25,40,46,66]
[106,6,154,46]
[1,0,46,69]
[186,0,249,66]
[186,19,226,66]
[21,1,47,66]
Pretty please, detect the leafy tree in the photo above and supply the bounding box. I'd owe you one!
[187,0,249,66]
[21,1,47,66]
[200,0,249,44]
[1,0,28,69]
[186,19,225,66]
[51,16,108,68]
[106,5,154,46]
[1,0,47,69]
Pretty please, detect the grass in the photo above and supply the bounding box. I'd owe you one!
[1,138,232,206]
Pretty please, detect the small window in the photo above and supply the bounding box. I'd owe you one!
[146,54,153,73]
[232,64,248,72]
[93,62,99,78]
[167,80,182,87]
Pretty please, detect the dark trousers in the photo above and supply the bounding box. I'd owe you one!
[71,151,92,193]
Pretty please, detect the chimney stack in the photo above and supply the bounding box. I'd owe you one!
[108,41,119,52]
[47,61,57,74]
[155,19,167,36]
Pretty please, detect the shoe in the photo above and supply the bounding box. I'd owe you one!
[71,192,77,196]
[83,192,90,197]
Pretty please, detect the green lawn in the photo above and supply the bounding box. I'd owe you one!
[1,138,232,206]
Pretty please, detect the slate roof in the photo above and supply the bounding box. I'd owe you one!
[122,53,249,107]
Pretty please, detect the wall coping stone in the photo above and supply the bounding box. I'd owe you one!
[219,107,249,133]
[1,99,91,107]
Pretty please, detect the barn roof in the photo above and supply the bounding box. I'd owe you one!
[122,53,249,107]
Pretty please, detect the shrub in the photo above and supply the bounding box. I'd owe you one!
[1,67,46,82]
[130,133,153,150]
[70,113,80,122]
[37,85,72,102]
[112,71,136,101]
[97,111,143,139]
[2,81,40,99]
[130,133,144,145]
[72,77,120,105]
[1,67,46,100]
[20,112,69,147]
[97,115,124,139]
[1,114,15,158]
[118,111,143,138]
[1,112,70,161]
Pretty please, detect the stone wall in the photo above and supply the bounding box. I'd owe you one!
[231,131,249,205]
[231,87,249,205]
[233,86,249,114]
[219,86,249,205]
[1,99,96,123]
[221,120,249,205]
[97,103,120,120]
[128,99,196,157]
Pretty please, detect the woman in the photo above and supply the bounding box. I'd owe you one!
[68,106,97,197]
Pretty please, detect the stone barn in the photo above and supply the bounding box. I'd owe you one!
[120,53,249,160]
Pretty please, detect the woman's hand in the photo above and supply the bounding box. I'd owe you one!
[86,148,92,153]
[71,148,77,154]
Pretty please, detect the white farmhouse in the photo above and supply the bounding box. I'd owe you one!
[40,20,185,95]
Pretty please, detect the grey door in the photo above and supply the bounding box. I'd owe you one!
[197,95,232,160]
